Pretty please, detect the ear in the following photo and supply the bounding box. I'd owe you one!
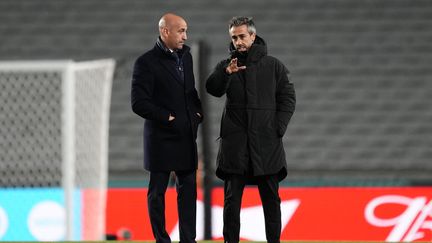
[251,32,256,42]
[161,27,169,37]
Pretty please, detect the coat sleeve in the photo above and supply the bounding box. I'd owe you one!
[275,62,296,137]
[191,88,204,122]
[206,60,231,97]
[190,55,204,120]
[131,57,171,124]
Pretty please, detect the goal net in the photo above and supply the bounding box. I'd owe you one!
[0,59,115,241]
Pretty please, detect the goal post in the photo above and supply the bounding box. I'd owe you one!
[0,59,115,241]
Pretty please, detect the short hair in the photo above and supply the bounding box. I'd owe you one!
[229,16,256,34]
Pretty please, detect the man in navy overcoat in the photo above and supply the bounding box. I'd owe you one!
[131,13,203,243]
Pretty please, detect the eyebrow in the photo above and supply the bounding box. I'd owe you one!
[231,34,247,38]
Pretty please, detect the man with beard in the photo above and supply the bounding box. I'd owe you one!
[206,16,296,243]
[131,13,203,243]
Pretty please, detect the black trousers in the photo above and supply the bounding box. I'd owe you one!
[223,174,281,243]
[147,170,197,243]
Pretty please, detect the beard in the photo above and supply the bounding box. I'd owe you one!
[236,45,247,51]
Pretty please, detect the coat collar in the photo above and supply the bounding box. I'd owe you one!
[154,37,191,86]
[156,36,190,60]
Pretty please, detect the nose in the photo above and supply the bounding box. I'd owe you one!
[183,32,187,40]
[234,38,242,46]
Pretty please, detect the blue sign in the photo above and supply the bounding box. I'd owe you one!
[0,188,82,241]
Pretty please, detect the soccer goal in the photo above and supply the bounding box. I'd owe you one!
[0,59,115,241]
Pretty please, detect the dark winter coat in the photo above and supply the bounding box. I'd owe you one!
[131,39,203,172]
[206,36,295,181]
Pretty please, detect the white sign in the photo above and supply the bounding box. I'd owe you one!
[27,201,65,241]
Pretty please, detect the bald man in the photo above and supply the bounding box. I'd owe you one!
[131,13,202,243]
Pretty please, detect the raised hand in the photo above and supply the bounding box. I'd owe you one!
[226,58,246,74]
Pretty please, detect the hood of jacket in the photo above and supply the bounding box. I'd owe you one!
[229,35,267,64]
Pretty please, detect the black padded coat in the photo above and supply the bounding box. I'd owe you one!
[206,36,296,181]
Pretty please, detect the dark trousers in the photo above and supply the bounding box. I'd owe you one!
[147,170,197,243]
[223,174,281,243]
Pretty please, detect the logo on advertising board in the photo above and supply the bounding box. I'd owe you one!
[365,195,432,242]
[27,201,66,241]
[0,206,9,239]
[0,188,82,241]
[169,199,300,241]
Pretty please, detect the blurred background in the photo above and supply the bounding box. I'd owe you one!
[1,0,432,186]
[1,0,432,241]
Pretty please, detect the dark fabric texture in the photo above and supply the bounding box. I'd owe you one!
[131,38,203,172]
[206,36,296,181]
[223,174,281,243]
[147,171,197,243]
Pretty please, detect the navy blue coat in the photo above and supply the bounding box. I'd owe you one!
[131,42,202,172]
